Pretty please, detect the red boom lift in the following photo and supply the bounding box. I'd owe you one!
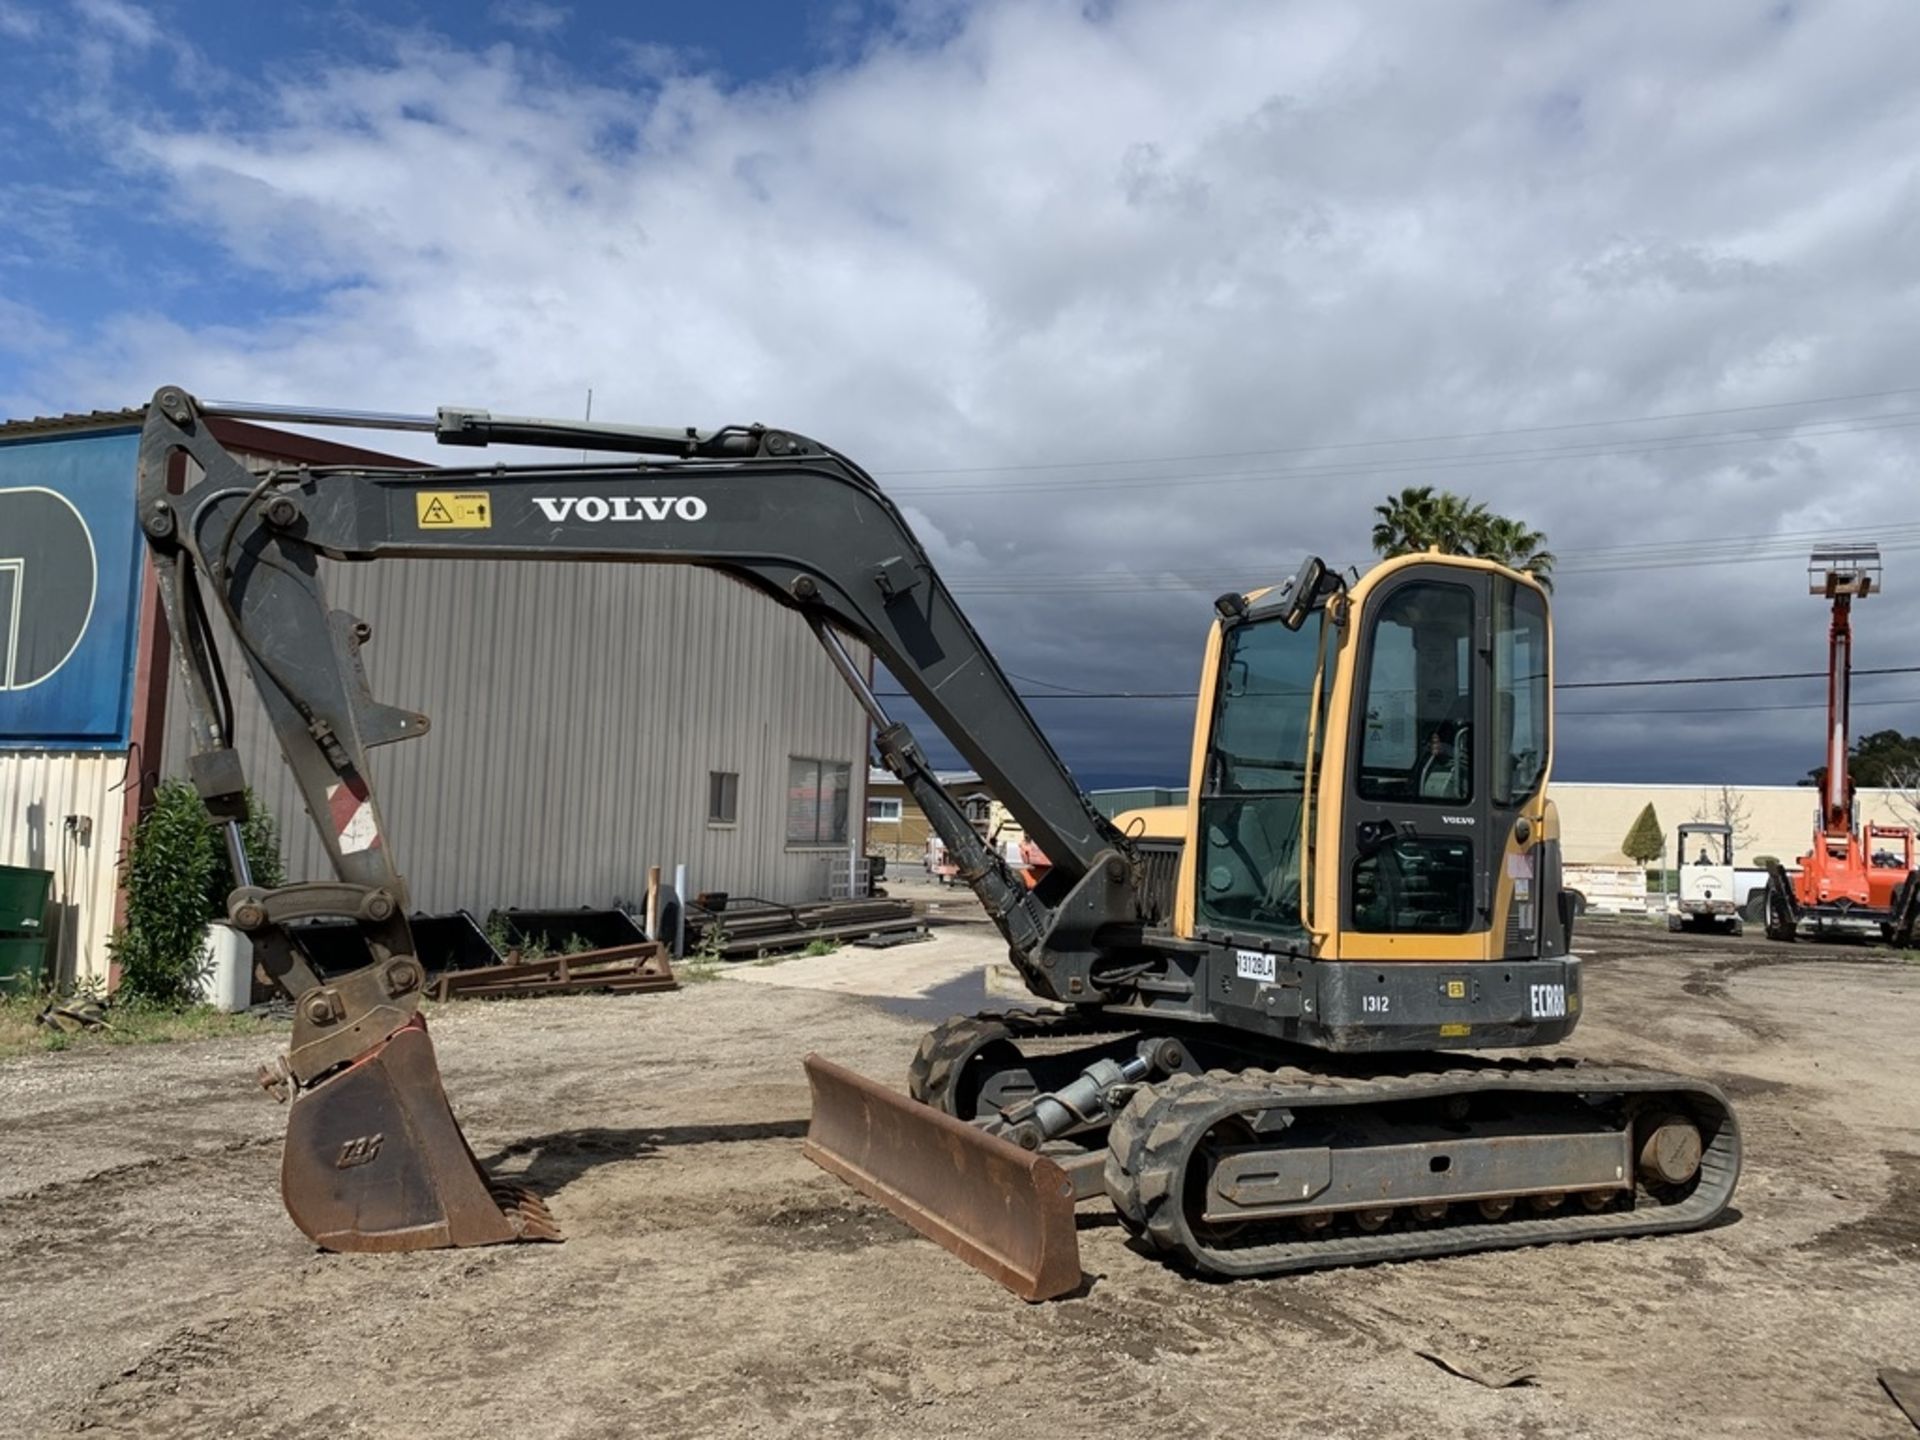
[1764,547,1920,944]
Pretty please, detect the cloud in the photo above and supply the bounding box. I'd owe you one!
[487,1,569,36]
[8,0,1920,784]
[0,3,39,40]
[72,0,156,47]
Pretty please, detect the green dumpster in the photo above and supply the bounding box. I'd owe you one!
[0,936,47,994]
[0,864,53,936]
[0,866,53,994]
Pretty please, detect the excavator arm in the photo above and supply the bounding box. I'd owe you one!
[135,385,1146,1271]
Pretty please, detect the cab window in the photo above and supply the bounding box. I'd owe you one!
[1493,578,1548,807]
[1196,612,1326,938]
[1356,583,1474,805]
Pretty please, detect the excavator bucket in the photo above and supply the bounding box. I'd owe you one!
[800,1052,1082,1302]
[281,1013,561,1252]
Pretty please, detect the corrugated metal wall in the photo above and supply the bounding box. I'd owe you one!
[0,750,125,985]
[162,560,870,917]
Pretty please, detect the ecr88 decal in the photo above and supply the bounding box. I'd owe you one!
[1529,982,1568,1019]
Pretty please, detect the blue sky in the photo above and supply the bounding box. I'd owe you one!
[4,0,1920,791]
[0,0,917,387]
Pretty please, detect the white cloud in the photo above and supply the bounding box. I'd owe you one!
[11,0,1920,781]
[0,3,39,40]
[72,0,156,47]
[487,1,569,36]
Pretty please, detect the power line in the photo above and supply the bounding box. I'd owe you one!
[944,541,1920,593]
[876,384,1920,478]
[890,413,1920,498]
[999,667,1111,696]
[873,664,1920,703]
[1560,665,1920,690]
[1564,696,1920,719]
[936,520,1920,595]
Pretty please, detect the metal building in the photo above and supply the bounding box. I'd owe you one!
[0,409,870,988]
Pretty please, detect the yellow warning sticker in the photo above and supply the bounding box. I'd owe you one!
[1444,979,1467,1000]
[415,491,492,529]
[1439,1022,1472,1038]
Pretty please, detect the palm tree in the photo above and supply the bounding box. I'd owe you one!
[1470,514,1557,592]
[1371,486,1489,557]
[1370,485,1440,556]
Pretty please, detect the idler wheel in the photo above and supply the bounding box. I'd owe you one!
[1637,1113,1704,1186]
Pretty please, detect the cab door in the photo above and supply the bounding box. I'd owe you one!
[1337,562,1552,959]
[1340,564,1491,951]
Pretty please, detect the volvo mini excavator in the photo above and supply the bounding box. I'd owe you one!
[136,386,1740,1299]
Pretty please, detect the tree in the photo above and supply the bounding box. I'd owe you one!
[1372,486,1487,557]
[1622,802,1665,867]
[109,780,285,1008]
[1803,730,1920,791]
[1689,784,1755,854]
[1471,514,1557,593]
[1370,486,1554,591]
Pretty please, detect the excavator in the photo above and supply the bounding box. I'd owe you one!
[135,386,1740,1300]
[1764,547,1920,946]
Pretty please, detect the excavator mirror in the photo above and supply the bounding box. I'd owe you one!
[1279,556,1327,631]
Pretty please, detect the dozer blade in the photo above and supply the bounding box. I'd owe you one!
[281,1013,561,1252]
[801,1052,1081,1302]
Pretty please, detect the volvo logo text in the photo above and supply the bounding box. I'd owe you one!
[532,496,709,523]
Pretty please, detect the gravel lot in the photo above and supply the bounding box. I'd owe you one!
[1,909,1916,1439]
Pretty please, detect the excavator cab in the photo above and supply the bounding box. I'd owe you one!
[1157,554,1572,1053]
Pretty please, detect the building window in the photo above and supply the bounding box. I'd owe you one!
[962,794,992,834]
[868,796,903,824]
[708,770,739,826]
[787,757,852,846]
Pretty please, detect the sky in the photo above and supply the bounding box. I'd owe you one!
[3,0,1919,790]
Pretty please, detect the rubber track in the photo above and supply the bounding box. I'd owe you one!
[1104,1062,1740,1278]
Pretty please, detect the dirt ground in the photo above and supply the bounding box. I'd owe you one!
[3,906,1918,1440]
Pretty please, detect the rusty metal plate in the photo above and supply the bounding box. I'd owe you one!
[801,1053,1082,1302]
[281,1014,561,1252]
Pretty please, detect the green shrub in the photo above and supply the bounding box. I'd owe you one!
[109,780,284,1009]
[1622,803,1665,866]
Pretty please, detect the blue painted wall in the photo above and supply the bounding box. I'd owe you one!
[0,428,145,747]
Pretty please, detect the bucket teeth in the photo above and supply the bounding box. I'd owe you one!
[492,1183,564,1242]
